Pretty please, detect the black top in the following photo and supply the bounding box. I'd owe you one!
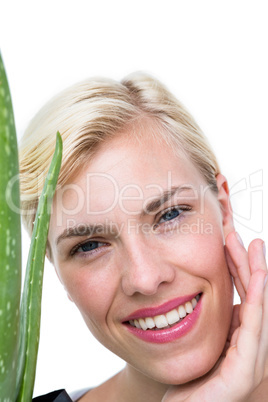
[33,389,73,402]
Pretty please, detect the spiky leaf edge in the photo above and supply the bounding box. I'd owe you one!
[16,132,62,401]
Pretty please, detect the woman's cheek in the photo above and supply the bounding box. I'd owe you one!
[66,266,117,316]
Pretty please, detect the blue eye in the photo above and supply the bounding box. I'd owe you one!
[159,208,181,223]
[158,205,191,226]
[78,241,100,252]
[71,240,107,256]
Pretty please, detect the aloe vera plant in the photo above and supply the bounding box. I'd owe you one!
[0,53,62,401]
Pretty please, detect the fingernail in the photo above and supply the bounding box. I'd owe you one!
[263,242,266,258]
[236,232,244,247]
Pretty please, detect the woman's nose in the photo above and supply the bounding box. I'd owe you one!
[121,240,176,297]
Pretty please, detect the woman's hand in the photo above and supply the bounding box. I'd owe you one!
[162,232,267,402]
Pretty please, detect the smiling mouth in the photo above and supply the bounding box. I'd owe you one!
[126,293,202,331]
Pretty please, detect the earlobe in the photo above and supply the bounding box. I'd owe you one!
[216,174,235,238]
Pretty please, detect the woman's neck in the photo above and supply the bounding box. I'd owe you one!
[81,366,268,401]
[118,364,169,402]
[82,365,169,402]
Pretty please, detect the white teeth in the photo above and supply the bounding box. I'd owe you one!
[178,305,186,318]
[139,318,147,331]
[129,294,201,331]
[145,317,155,329]
[134,319,141,329]
[166,308,180,325]
[185,301,193,314]
[191,297,197,308]
[154,314,168,329]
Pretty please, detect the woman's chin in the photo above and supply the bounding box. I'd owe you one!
[148,353,221,386]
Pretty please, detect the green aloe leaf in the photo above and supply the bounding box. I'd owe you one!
[16,132,62,401]
[0,52,21,402]
[0,52,62,401]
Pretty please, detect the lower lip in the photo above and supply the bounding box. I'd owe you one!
[124,295,202,344]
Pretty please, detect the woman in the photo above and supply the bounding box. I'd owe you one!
[20,73,267,401]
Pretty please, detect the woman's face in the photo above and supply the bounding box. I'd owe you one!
[49,122,234,385]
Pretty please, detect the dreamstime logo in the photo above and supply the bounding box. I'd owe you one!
[229,170,263,233]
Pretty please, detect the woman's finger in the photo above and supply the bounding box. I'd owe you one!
[248,239,267,274]
[225,246,246,301]
[225,231,250,299]
[228,305,240,345]
[163,271,267,402]
[227,269,266,383]
[255,280,268,380]
[247,241,268,377]
[227,239,268,387]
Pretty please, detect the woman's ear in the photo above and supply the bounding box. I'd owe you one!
[216,173,235,238]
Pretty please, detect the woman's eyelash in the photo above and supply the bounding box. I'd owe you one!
[157,205,192,225]
[70,205,191,256]
[70,240,108,256]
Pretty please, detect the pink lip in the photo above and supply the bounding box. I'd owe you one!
[123,292,200,322]
[123,294,202,344]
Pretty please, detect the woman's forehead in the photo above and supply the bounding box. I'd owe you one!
[52,131,207,219]
[70,129,203,189]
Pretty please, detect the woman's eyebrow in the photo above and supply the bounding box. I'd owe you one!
[56,224,111,245]
[141,185,194,216]
[56,185,194,245]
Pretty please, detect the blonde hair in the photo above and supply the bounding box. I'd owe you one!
[19,72,220,236]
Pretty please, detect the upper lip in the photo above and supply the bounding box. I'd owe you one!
[122,292,201,322]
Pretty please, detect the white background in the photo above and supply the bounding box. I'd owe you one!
[1,0,267,397]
